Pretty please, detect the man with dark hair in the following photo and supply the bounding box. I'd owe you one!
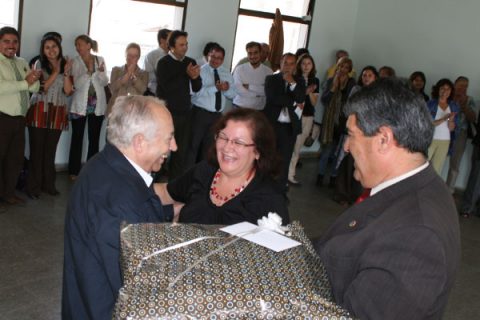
[314,79,460,319]
[143,28,171,95]
[264,53,305,191]
[196,41,220,67]
[156,30,202,178]
[378,65,396,78]
[232,41,272,110]
[234,41,272,70]
[0,27,40,206]
[187,44,236,167]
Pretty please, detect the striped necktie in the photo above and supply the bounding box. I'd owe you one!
[10,59,30,113]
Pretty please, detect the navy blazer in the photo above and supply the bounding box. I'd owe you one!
[264,72,306,136]
[62,144,172,320]
[314,165,460,320]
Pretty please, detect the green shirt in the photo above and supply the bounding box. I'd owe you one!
[0,53,40,116]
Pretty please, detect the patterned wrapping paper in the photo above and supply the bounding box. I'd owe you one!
[113,222,352,320]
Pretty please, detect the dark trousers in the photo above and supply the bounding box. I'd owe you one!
[26,127,62,195]
[274,122,296,191]
[0,113,25,199]
[68,114,104,175]
[186,107,221,169]
[169,110,192,180]
[461,146,480,215]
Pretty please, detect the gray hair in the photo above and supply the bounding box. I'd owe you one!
[344,78,434,157]
[107,95,166,148]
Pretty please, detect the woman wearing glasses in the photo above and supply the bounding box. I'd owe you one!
[155,108,289,225]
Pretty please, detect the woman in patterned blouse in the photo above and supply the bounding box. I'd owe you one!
[26,35,73,198]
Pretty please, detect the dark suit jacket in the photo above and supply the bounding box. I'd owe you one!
[62,144,172,320]
[264,72,306,135]
[314,165,460,320]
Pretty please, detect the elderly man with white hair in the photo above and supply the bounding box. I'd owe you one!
[62,95,177,320]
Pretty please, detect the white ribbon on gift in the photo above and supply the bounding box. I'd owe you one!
[257,212,291,236]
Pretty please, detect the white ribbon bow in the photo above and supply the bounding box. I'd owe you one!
[257,212,290,235]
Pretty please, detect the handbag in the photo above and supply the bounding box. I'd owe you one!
[304,136,314,147]
[104,84,112,104]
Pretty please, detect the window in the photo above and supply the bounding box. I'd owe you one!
[232,0,314,69]
[89,0,186,75]
[0,0,22,29]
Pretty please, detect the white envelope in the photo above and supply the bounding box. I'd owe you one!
[220,222,301,252]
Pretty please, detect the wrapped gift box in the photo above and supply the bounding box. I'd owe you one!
[114,222,352,319]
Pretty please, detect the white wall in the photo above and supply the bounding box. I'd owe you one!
[351,0,480,188]
[308,0,359,81]
[184,0,240,69]
[21,0,92,167]
[21,0,89,59]
[351,0,480,100]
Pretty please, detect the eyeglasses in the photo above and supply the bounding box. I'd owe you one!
[215,132,255,149]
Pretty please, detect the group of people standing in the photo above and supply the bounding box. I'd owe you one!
[0,28,110,205]
[1,25,464,320]
[309,50,479,213]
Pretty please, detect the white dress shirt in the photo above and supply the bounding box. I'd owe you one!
[124,155,153,187]
[143,48,167,93]
[232,63,272,110]
[371,161,429,196]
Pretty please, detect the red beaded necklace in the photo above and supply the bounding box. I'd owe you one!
[210,168,255,203]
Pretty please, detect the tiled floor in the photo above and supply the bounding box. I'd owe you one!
[0,158,478,319]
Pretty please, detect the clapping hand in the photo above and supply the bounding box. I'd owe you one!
[306,83,317,94]
[98,62,105,73]
[25,69,42,85]
[216,81,229,91]
[186,63,200,79]
[64,57,73,75]
[447,112,456,131]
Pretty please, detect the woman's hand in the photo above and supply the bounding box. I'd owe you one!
[173,202,184,222]
[64,57,73,75]
[98,62,105,73]
[306,83,317,95]
[447,112,456,131]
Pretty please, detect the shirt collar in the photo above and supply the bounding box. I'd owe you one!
[168,51,184,62]
[371,161,429,196]
[0,53,15,61]
[123,155,153,187]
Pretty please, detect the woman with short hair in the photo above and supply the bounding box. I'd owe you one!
[427,79,460,174]
[106,43,148,116]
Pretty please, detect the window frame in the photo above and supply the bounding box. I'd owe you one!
[2,0,24,53]
[87,0,188,34]
[231,0,315,70]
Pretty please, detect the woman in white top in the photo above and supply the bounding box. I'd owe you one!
[427,79,459,175]
[68,35,109,179]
